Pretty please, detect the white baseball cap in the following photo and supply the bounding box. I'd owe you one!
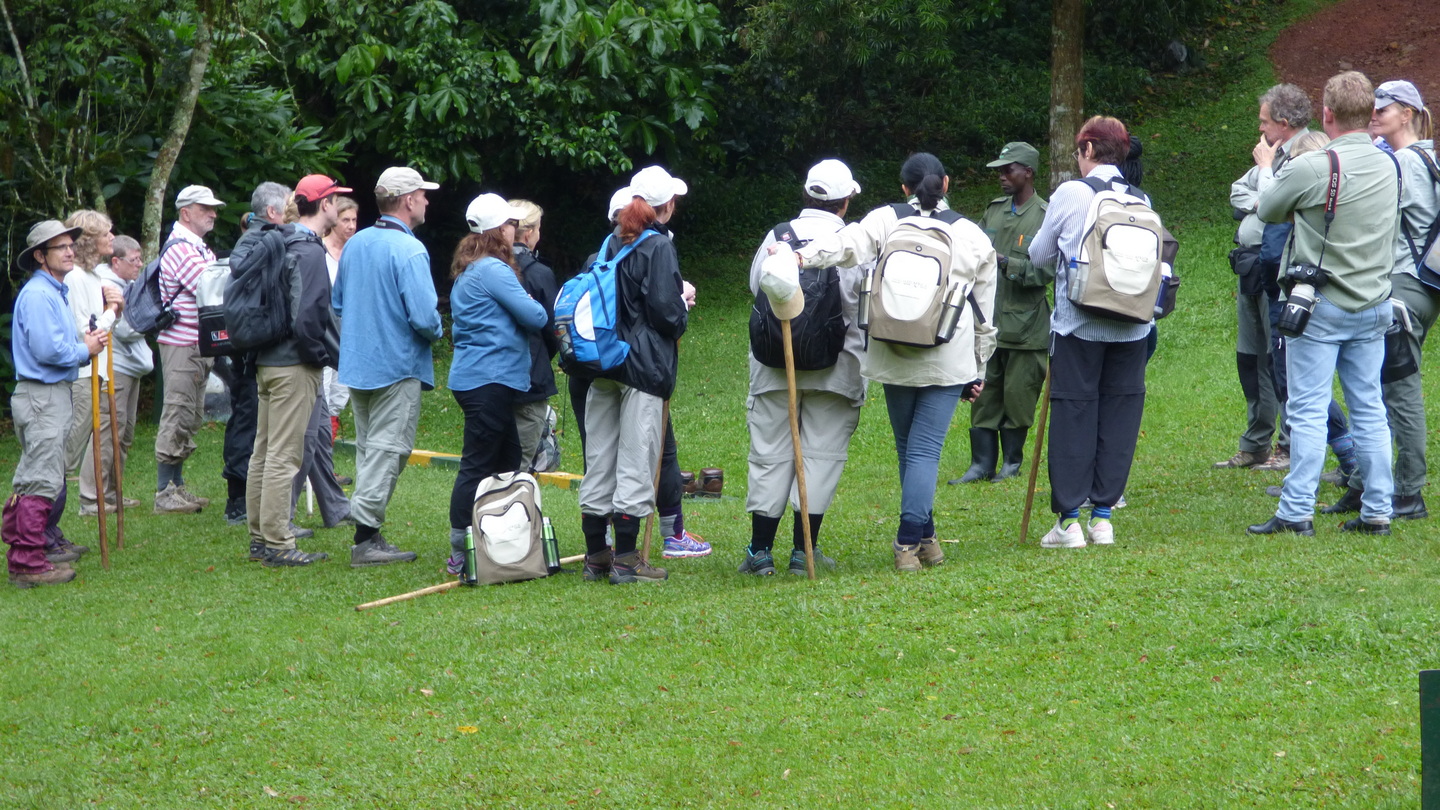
[375,166,439,197]
[629,166,688,207]
[804,159,861,201]
[175,185,226,209]
[465,193,526,233]
[607,187,633,221]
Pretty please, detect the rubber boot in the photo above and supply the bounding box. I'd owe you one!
[995,427,1028,482]
[1320,486,1363,515]
[949,428,998,484]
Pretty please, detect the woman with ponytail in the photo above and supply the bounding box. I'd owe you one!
[791,152,999,572]
[444,194,548,576]
[576,166,690,585]
[1369,80,1437,520]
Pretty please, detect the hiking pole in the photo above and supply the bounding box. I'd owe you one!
[106,344,124,550]
[1018,364,1052,544]
[87,316,110,570]
[355,554,586,611]
[781,319,816,580]
[639,400,670,565]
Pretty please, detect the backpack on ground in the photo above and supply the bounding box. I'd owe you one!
[223,224,293,353]
[1068,177,1167,323]
[528,405,562,473]
[122,237,187,335]
[553,230,657,374]
[749,221,847,370]
[471,472,547,585]
[1402,144,1440,291]
[196,257,232,357]
[860,203,966,348]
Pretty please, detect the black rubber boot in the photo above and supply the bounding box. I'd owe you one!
[949,428,998,484]
[1392,493,1429,520]
[995,427,1028,482]
[1320,486,1363,515]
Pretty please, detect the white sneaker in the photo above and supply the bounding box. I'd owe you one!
[1086,518,1115,545]
[1040,520,1086,549]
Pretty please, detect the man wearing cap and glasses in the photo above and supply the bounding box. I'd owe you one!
[243,175,348,567]
[153,184,227,514]
[738,159,866,576]
[332,166,443,567]
[4,221,108,587]
[952,142,1051,486]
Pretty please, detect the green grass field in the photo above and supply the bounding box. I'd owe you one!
[4,2,1437,806]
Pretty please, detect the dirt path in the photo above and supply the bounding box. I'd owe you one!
[1271,0,1440,105]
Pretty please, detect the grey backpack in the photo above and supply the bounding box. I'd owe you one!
[471,472,548,585]
[860,203,965,348]
[1068,177,1165,323]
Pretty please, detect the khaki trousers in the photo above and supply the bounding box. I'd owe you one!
[79,372,140,507]
[247,365,320,550]
[745,389,861,517]
[11,380,72,501]
[156,343,214,465]
[349,379,422,530]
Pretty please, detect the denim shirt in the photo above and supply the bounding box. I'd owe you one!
[447,257,547,393]
[13,271,89,383]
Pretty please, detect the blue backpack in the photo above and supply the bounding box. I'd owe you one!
[553,230,656,374]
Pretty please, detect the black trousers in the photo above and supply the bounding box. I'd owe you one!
[568,374,681,508]
[449,384,523,529]
[1047,333,1148,514]
[220,354,259,484]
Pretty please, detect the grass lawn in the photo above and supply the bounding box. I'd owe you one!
[3,1,1436,806]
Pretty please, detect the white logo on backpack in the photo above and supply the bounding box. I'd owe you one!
[1070,178,1165,323]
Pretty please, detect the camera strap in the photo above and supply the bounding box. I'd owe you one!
[1313,149,1341,272]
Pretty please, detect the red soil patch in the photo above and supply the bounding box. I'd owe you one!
[1271,0,1440,106]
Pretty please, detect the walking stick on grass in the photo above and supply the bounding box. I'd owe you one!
[355,554,585,611]
[781,319,816,579]
[106,346,124,550]
[639,400,670,565]
[1018,364,1052,545]
[87,327,110,570]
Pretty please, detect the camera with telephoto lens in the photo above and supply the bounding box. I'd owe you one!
[1276,263,1328,338]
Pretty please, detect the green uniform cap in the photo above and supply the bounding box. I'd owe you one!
[985,142,1040,170]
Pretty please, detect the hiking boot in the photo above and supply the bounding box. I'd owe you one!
[154,483,201,514]
[334,474,354,486]
[289,523,314,540]
[1393,493,1429,520]
[788,547,836,574]
[224,497,247,526]
[175,485,210,508]
[1086,518,1115,545]
[262,547,329,567]
[1213,449,1267,469]
[1339,517,1391,535]
[893,541,922,572]
[78,501,123,517]
[916,537,945,567]
[737,548,776,576]
[44,546,80,564]
[350,536,417,567]
[248,541,267,562]
[1320,487,1362,515]
[582,548,614,582]
[55,537,88,557]
[1253,447,1290,471]
[609,551,667,584]
[1040,521,1086,549]
[10,566,77,588]
[662,529,712,558]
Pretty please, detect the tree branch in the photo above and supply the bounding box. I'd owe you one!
[140,10,214,260]
[0,0,35,109]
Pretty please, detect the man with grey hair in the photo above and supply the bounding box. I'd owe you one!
[220,181,291,525]
[78,235,153,517]
[1217,84,1311,472]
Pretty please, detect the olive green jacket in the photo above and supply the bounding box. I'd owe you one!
[980,192,1051,350]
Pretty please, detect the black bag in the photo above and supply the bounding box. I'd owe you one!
[749,222,847,370]
[1229,245,1264,296]
[122,238,186,335]
[223,224,293,353]
[1382,325,1419,383]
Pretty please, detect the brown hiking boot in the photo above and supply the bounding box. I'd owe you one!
[10,567,78,588]
[154,483,202,514]
[582,548,614,582]
[893,542,922,572]
[175,485,210,508]
[917,537,945,567]
[609,551,667,584]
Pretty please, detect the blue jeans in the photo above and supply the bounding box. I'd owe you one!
[883,383,964,539]
[1278,296,1393,522]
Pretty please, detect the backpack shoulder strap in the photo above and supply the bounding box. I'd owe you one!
[889,202,918,220]
[930,208,962,226]
[772,221,807,249]
[1408,144,1440,185]
[155,237,191,307]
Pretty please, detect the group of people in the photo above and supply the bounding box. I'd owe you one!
[1219,72,1436,537]
[8,67,1431,588]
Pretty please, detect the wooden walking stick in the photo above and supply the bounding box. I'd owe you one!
[639,400,671,565]
[1018,364,1052,544]
[106,345,124,550]
[355,554,584,611]
[781,319,816,579]
[87,331,110,571]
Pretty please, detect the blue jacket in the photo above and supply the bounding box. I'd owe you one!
[448,257,547,393]
[13,271,89,383]
[331,216,443,390]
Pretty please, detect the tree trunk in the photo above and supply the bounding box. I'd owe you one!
[1048,0,1084,189]
[140,11,213,260]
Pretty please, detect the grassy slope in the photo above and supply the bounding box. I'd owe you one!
[3,1,1435,806]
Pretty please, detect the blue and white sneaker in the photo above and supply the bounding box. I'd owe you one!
[662,529,712,558]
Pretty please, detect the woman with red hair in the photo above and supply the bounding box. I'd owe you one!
[1028,115,1153,549]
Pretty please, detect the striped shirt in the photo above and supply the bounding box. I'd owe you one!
[157,223,215,346]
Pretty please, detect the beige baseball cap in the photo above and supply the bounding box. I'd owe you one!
[175,185,226,209]
[375,166,439,197]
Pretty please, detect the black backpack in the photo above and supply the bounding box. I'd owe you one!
[748,222,847,371]
[122,237,187,335]
[222,223,294,352]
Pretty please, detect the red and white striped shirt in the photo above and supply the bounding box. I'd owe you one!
[157,223,216,347]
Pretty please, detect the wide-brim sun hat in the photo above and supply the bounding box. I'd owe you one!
[15,220,82,273]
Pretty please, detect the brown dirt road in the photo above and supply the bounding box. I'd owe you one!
[1271,0,1440,104]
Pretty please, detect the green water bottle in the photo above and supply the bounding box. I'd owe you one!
[541,517,560,575]
[462,527,478,586]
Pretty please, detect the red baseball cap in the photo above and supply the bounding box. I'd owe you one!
[294,174,353,203]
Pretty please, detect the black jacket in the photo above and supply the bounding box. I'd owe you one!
[254,226,340,369]
[600,223,688,399]
[514,245,560,403]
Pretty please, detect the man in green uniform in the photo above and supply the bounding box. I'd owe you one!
[952,142,1050,483]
